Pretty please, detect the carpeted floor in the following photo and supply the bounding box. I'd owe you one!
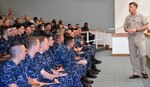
[92,50,150,87]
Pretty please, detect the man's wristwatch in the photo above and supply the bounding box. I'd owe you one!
[52,77,57,81]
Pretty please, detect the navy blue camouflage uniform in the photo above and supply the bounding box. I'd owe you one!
[20,53,62,87]
[0,37,11,54]
[0,60,32,87]
[54,45,83,87]
[34,52,70,87]
[74,35,93,70]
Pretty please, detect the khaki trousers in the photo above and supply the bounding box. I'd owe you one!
[129,39,146,75]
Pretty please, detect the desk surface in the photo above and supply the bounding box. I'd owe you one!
[112,33,128,37]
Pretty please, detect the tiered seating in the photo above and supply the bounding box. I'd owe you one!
[0,14,102,87]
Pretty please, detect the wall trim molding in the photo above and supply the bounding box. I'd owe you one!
[97,45,112,50]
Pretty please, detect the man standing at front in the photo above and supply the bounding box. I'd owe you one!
[124,2,149,79]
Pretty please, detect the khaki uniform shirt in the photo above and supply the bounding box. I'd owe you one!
[124,13,149,42]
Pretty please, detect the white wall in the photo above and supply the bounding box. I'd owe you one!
[112,37,129,54]
[6,0,115,29]
[115,0,130,29]
[115,0,150,29]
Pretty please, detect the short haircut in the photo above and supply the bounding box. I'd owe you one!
[64,33,70,38]
[84,22,88,25]
[26,37,39,49]
[47,35,53,41]
[59,20,63,24]
[16,17,21,21]
[24,24,31,29]
[64,36,74,45]
[55,33,63,41]
[9,43,24,57]
[64,29,71,32]
[16,24,24,29]
[129,2,138,8]
[2,26,10,35]
[64,29,71,38]
[30,23,35,26]
[68,24,71,27]
[33,17,38,21]
[37,24,43,29]
[76,24,79,26]
[52,19,56,24]
[38,36,47,45]
[44,22,51,28]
